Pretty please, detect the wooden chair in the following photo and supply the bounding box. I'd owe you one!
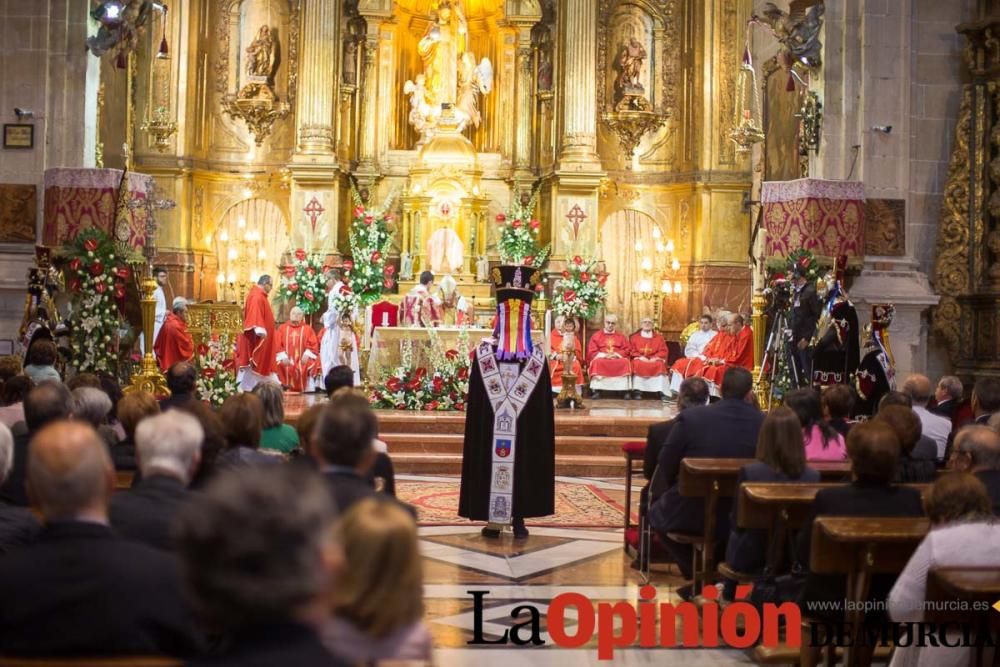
[620,440,645,550]
[805,516,930,667]
[0,658,180,667]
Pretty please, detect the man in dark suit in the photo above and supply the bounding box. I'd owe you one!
[790,267,821,386]
[0,422,38,553]
[0,381,72,506]
[110,411,202,550]
[313,397,381,514]
[949,425,1000,514]
[648,367,764,588]
[643,377,710,480]
[971,376,1000,425]
[160,361,198,412]
[798,421,924,619]
[0,421,200,657]
[930,375,964,420]
[177,466,349,667]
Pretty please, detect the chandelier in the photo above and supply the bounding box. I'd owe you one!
[728,46,765,154]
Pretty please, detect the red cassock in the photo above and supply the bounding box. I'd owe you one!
[548,329,584,389]
[703,325,754,385]
[235,284,277,377]
[669,332,732,380]
[586,330,632,378]
[153,312,194,372]
[275,321,320,393]
[629,331,668,377]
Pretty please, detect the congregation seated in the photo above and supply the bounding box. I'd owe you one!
[930,374,974,430]
[888,472,1000,666]
[971,376,1000,426]
[647,367,764,593]
[174,400,227,489]
[875,405,937,483]
[948,424,1000,514]
[785,387,846,462]
[71,386,119,449]
[110,410,202,551]
[586,313,632,399]
[253,381,300,454]
[547,315,583,396]
[176,466,349,666]
[878,390,939,461]
[322,497,433,663]
[821,382,855,438]
[324,364,356,397]
[160,361,198,412]
[22,339,60,385]
[0,421,201,657]
[0,381,72,506]
[902,373,952,460]
[113,391,162,472]
[215,393,281,469]
[628,316,669,399]
[722,406,820,598]
[0,422,38,553]
[325,366,396,495]
[797,421,924,620]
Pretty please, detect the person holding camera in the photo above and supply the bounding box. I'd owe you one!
[790,267,821,387]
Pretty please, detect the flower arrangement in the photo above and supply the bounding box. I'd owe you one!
[371,329,471,411]
[765,248,825,288]
[64,228,131,374]
[195,340,239,407]
[551,255,609,321]
[496,188,550,268]
[278,249,329,316]
[343,188,396,308]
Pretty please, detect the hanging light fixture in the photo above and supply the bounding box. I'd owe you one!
[156,4,169,58]
[728,42,765,154]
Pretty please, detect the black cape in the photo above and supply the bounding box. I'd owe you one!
[458,348,556,521]
[812,300,860,387]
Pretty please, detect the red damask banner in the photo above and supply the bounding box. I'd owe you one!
[42,168,153,249]
[762,178,865,262]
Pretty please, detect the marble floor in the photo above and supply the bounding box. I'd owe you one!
[412,474,754,665]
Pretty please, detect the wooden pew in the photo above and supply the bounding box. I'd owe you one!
[737,483,931,573]
[673,459,852,589]
[926,567,1000,666]
[808,516,930,667]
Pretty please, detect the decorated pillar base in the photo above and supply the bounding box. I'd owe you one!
[750,288,769,408]
[125,276,168,397]
[556,370,584,409]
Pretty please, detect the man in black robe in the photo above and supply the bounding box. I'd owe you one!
[855,304,896,417]
[458,265,555,540]
[812,269,860,387]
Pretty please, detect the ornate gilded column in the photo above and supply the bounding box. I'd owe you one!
[557,0,599,166]
[514,45,534,178]
[357,36,379,174]
[295,0,337,154]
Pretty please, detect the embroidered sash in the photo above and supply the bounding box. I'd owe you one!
[476,340,546,525]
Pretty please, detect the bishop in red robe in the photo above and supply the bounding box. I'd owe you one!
[586,314,632,397]
[548,316,584,393]
[629,317,669,397]
[236,275,277,391]
[154,297,195,372]
[275,306,320,393]
[703,314,754,386]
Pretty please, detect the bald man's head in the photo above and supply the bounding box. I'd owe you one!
[27,421,114,520]
[952,425,1000,472]
[902,374,933,406]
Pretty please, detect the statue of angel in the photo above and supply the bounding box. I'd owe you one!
[404,74,436,145]
[455,54,493,133]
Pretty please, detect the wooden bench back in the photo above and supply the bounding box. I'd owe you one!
[810,516,929,575]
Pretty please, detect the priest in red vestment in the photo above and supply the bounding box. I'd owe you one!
[669,313,733,394]
[702,314,754,388]
[548,316,583,394]
[586,314,632,398]
[629,316,669,399]
[154,297,195,372]
[275,306,320,393]
[236,275,278,391]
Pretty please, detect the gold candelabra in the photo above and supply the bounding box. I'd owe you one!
[215,216,267,306]
[555,344,584,410]
[632,227,683,330]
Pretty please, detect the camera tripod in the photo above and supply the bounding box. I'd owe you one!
[757,308,799,410]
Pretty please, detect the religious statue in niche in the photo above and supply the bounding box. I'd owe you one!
[221,20,290,145]
[342,6,365,87]
[245,26,276,81]
[404,0,493,145]
[531,1,555,93]
[613,26,651,112]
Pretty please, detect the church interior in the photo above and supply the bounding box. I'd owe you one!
[1,0,1000,664]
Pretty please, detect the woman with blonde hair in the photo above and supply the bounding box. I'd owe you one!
[323,497,432,663]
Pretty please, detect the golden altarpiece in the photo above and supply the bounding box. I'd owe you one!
[96,0,753,336]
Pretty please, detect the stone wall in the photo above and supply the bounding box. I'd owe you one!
[0,0,94,344]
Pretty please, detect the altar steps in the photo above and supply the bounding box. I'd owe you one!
[375,406,666,477]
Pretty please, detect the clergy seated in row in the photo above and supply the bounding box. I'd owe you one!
[587,314,632,399]
[667,313,720,394]
[400,270,443,327]
[275,307,321,393]
[548,315,583,395]
[154,297,195,372]
[668,313,754,397]
[628,316,669,399]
